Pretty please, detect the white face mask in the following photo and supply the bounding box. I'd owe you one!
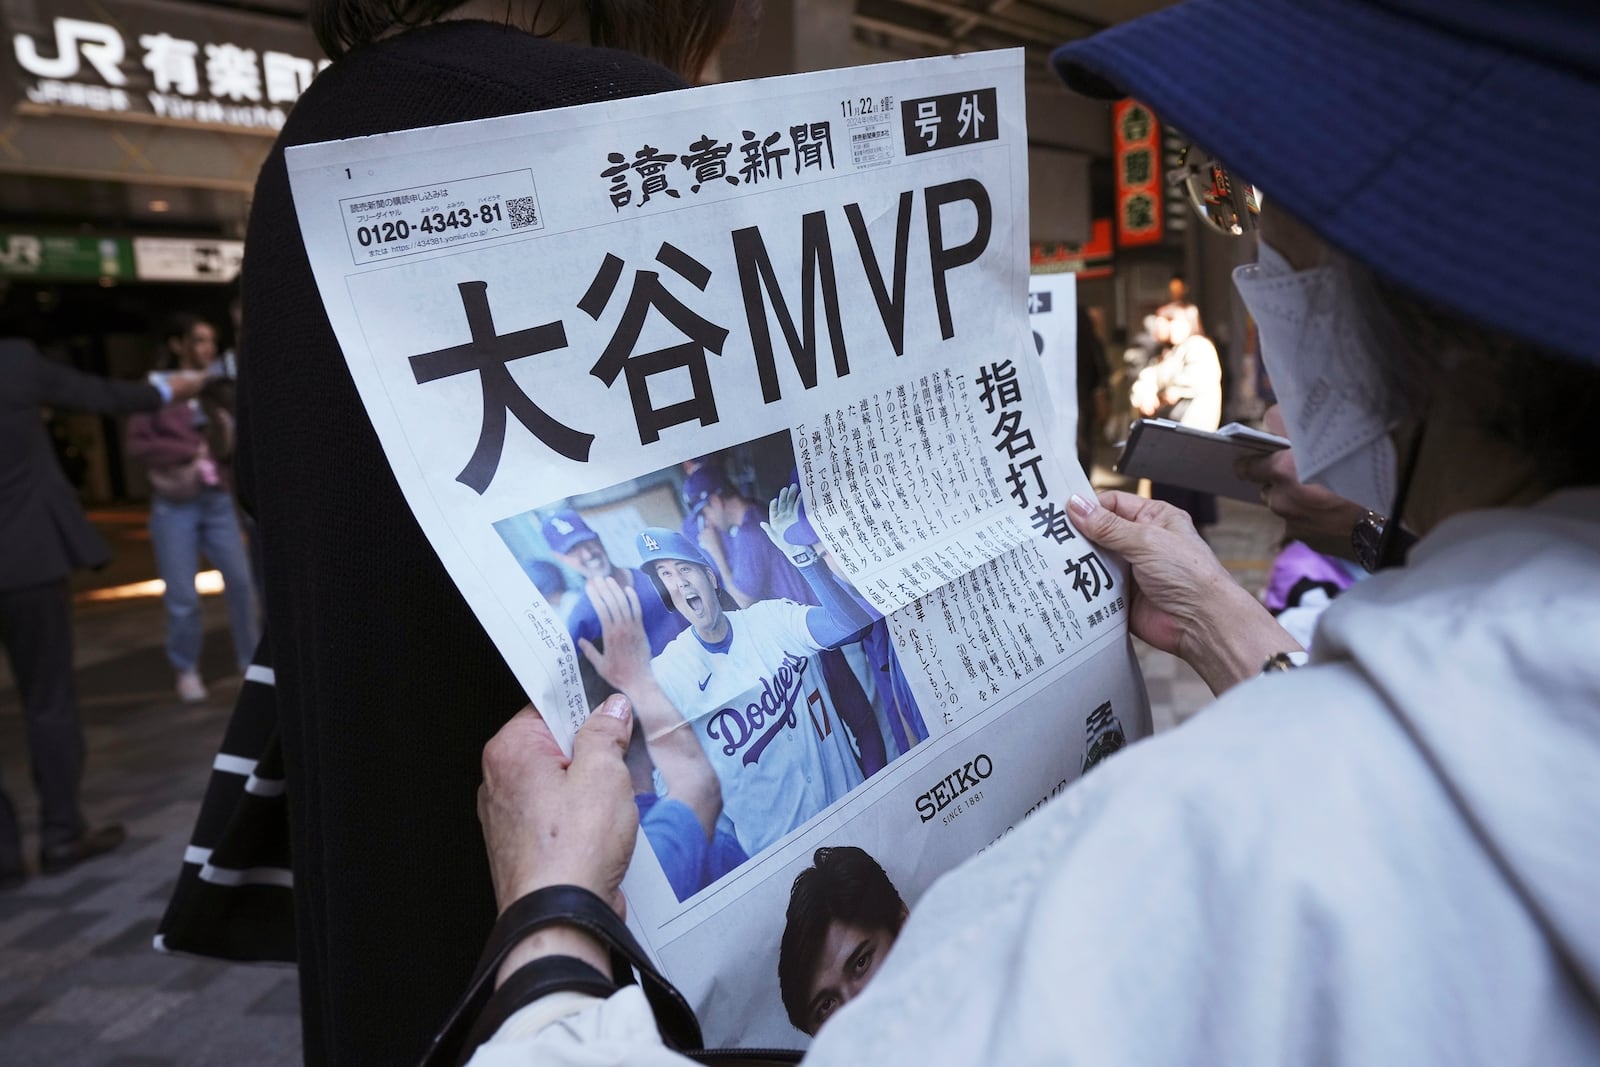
[1232,239,1397,514]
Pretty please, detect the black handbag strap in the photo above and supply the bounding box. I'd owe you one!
[420,885,704,1066]
[458,954,615,1056]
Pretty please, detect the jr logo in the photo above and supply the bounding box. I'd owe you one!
[0,236,42,271]
[705,654,813,767]
[14,19,127,85]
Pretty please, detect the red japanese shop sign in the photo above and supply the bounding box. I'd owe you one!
[1112,99,1163,248]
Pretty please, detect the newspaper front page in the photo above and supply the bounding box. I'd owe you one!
[286,50,1151,1047]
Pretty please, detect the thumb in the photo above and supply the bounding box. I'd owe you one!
[1069,493,1146,555]
[1234,452,1272,484]
[571,694,634,769]
[577,637,602,670]
[482,705,565,787]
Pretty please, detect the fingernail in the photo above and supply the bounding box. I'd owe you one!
[602,694,632,721]
[1069,493,1097,519]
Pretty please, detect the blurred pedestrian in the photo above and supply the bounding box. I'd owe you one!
[1075,304,1109,476]
[1155,271,1204,338]
[1132,308,1223,528]
[215,273,264,593]
[0,338,204,886]
[125,314,259,703]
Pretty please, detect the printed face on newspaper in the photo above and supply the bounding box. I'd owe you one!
[286,50,1151,1047]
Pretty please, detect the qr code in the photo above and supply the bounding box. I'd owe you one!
[507,196,539,229]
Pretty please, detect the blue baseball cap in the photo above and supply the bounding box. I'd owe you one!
[681,466,733,520]
[541,509,599,554]
[636,526,721,613]
[1051,0,1600,366]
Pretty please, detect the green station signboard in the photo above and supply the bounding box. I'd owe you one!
[0,231,137,280]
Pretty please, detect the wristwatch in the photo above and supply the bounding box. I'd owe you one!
[1352,511,1418,573]
[1351,511,1387,573]
[1261,650,1310,673]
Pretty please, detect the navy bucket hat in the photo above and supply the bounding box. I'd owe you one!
[1051,0,1600,366]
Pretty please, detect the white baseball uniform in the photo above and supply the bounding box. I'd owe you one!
[651,599,865,856]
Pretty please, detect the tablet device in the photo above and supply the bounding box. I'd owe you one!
[1115,419,1290,502]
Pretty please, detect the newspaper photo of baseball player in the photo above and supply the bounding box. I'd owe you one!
[492,431,928,901]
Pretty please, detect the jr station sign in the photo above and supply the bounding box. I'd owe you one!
[4,0,326,133]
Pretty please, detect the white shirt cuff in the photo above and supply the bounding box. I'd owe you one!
[491,990,603,1043]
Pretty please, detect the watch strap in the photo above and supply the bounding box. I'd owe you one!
[1351,511,1385,573]
[1261,650,1310,674]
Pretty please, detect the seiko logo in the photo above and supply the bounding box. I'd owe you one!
[706,654,807,767]
[915,753,993,822]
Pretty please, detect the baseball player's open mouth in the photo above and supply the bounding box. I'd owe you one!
[683,592,704,615]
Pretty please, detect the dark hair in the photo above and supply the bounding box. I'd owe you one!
[1344,257,1600,490]
[312,0,744,79]
[777,846,906,1034]
[159,313,212,370]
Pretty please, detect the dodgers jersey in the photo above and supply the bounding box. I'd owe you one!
[651,599,865,856]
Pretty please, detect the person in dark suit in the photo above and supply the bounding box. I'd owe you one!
[0,338,204,888]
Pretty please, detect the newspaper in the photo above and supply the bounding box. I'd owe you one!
[286,50,1151,1047]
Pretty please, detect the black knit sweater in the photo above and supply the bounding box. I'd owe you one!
[236,23,685,1065]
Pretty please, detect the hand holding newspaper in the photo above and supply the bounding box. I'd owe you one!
[286,50,1150,1046]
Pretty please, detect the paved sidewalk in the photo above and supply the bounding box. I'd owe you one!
[0,497,1284,1065]
[0,595,301,1067]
